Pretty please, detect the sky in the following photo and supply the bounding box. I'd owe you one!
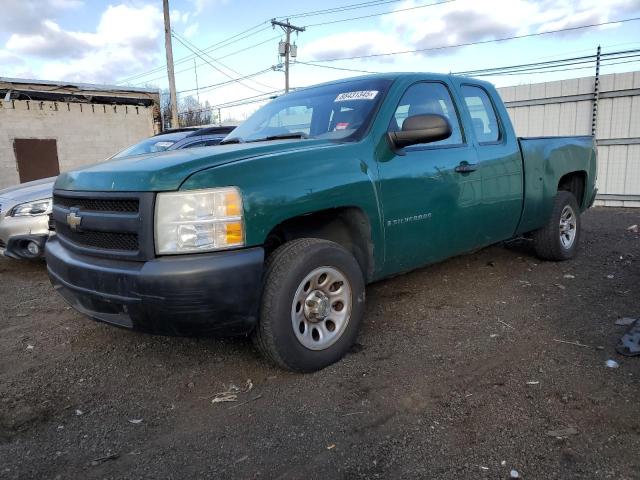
[2,0,640,121]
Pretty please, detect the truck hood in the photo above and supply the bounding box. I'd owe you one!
[55,139,337,192]
[0,177,56,203]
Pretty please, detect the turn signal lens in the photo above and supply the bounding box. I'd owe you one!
[225,222,243,244]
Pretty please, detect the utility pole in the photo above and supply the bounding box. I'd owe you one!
[193,59,200,105]
[163,0,179,128]
[591,45,601,137]
[271,18,305,93]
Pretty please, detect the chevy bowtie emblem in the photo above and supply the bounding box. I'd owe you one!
[66,211,82,231]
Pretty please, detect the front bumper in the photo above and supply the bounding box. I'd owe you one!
[0,212,50,259]
[46,236,264,336]
[2,234,48,259]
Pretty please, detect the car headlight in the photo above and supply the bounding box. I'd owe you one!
[155,187,244,254]
[10,198,52,217]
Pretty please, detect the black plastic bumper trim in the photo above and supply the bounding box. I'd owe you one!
[46,236,264,336]
[4,234,48,259]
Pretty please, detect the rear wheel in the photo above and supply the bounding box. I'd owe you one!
[532,191,581,261]
[253,238,365,372]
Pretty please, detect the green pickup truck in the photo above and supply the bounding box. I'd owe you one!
[47,73,597,372]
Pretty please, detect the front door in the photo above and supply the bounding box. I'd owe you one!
[377,81,482,274]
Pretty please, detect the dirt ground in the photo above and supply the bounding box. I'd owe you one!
[1,207,639,480]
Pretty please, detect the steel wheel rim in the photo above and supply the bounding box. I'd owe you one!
[559,205,577,249]
[291,266,352,351]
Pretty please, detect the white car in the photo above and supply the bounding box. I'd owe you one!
[0,126,236,259]
[0,176,54,259]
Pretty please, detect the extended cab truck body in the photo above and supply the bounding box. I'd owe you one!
[46,73,597,372]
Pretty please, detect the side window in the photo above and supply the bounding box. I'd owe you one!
[461,85,501,143]
[389,82,463,147]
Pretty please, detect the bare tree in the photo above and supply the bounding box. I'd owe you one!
[159,91,212,129]
[179,95,212,127]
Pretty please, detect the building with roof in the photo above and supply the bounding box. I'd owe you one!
[0,78,160,189]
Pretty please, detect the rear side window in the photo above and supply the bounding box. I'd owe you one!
[389,82,463,147]
[461,85,501,143]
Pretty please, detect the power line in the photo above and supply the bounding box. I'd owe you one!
[170,30,272,94]
[455,49,640,76]
[305,16,640,62]
[171,29,278,91]
[120,0,452,85]
[177,67,277,94]
[178,50,640,117]
[277,0,407,19]
[305,0,455,28]
[471,56,640,77]
[294,60,380,74]
[134,35,281,86]
[178,90,282,116]
[293,48,640,79]
[117,22,271,83]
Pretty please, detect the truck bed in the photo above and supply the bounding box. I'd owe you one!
[516,135,597,235]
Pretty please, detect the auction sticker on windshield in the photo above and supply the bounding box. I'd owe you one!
[334,91,379,102]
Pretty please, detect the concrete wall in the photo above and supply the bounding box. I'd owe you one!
[498,71,640,207]
[0,100,155,189]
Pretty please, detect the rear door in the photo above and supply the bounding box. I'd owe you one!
[458,84,523,244]
[377,81,482,272]
[14,138,60,183]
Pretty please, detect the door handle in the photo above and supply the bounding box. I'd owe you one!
[455,162,478,173]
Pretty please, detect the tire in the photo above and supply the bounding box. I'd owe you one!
[532,191,581,261]
[253,238,365,372]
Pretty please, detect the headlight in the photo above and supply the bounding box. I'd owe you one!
[10,198,52,217]
[155,187,244,254]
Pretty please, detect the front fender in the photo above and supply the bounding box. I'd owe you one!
[180,142,386,276]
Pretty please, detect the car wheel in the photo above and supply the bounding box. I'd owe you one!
[533,190,581,261]
[253,238,365,372]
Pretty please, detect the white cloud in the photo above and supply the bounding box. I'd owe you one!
[303,31,408,62]
[0,0,83,35]
[3,3,164,83]
[184,23,200,39]
[187,0,229,15]
[304,0,640,61]
[7,20,95,58]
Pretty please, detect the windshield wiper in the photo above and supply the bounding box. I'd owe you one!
[249,132,310,142]
[219,137,244,145]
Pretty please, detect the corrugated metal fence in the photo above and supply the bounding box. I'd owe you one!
[497,71,640,207]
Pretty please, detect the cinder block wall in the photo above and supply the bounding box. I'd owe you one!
[0,100,155,189]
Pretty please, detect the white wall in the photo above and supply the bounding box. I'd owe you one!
[498,71,640,207]
[0,100,155,189]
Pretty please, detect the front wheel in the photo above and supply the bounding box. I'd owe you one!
[253,238,365,372]
[532,191,581,261]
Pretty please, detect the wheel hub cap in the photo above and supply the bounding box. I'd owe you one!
[291,266,352,351]
[304,290,330,322]
[559,205,577,249]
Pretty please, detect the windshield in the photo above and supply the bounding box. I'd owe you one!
[112,131,192,158]
[227,78,392,143]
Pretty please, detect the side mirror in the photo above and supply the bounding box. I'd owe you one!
[388,114,452,149]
